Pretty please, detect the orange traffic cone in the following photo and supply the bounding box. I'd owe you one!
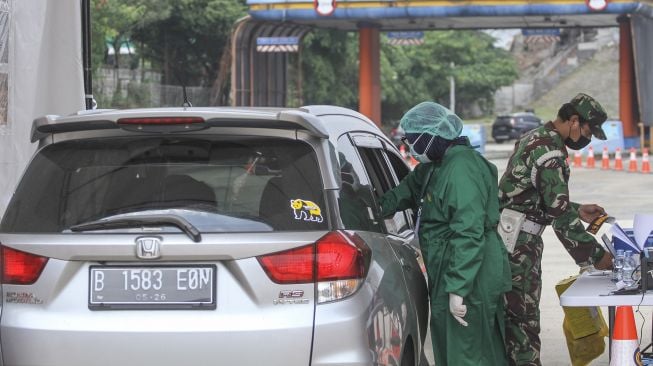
[573,150,582,168]
[642,148,651,174]
[601,147,610,170]
[586,147,595,169]
[614,148,624,171]
[610,306,642,366]
[628,148,638,173]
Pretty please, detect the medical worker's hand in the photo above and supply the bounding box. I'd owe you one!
[449,293,468,327]
[578,204,606,223]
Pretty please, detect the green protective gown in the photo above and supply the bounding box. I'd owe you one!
[380,143,512,366]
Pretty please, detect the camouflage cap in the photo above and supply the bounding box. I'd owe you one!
[570,93,608,140]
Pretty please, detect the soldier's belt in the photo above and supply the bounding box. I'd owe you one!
[498,208,546,253]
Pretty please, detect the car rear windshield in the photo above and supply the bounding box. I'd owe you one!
[1,136,327,233]
[494,116,512,125]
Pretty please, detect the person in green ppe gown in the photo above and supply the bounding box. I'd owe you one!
[379,102,512,366]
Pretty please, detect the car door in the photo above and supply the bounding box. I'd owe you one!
[350,133,429,364]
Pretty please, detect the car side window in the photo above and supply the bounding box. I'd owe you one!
[336,135,383,233]
[383,150,414,228]
[353,136,411,236]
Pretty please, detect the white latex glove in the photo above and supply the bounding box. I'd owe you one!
[449,293,468,327]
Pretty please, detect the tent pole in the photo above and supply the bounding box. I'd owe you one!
[81,0,93,109]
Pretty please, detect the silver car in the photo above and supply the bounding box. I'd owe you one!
[0,106,429,366]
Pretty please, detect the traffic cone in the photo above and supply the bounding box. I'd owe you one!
[610,306,642,366]
[642,148,650,174]
[601,147,610,170]
[573,150,582,168]
[586,146,595,169]
[628,148,638,173]
[614,148,624,171]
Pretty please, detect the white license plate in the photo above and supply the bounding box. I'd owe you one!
[89,265,216,310]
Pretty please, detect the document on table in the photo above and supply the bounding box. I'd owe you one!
[606,214,653,253]
[634,214,653,250]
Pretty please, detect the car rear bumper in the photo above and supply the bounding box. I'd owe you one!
[492,126,520,140]
[1,309,314,366]
[0,259,316,366]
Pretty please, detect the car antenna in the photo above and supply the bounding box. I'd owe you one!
[182,85,192,108]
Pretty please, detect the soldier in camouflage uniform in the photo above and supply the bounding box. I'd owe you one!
[498,93,614,366]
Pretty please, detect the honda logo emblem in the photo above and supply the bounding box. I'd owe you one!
[136,237,161,259]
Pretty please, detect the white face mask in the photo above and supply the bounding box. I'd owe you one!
[408,133,436,164]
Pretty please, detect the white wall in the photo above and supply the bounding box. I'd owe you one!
[0,0,84,216]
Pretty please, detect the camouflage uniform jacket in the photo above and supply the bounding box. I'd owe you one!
[498,122,605,264]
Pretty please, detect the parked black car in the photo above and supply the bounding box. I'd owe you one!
[491,112,543,143]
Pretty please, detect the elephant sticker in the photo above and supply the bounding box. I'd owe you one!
[290,198,323,223]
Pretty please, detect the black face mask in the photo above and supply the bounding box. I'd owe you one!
[565,135,591,150]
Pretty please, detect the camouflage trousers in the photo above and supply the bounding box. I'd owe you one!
[505,232,544,366]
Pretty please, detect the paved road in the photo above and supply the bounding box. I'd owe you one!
[423,142,653,366]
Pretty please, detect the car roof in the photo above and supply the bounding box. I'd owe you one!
[511,112,541,118]
[31,106,383,143]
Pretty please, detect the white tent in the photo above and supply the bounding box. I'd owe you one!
[0,0,84,216]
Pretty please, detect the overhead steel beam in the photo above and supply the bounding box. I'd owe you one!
[247,0,645,30]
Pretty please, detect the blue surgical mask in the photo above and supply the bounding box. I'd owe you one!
[408,133,436,163]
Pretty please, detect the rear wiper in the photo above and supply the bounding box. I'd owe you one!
[70,214,202,242]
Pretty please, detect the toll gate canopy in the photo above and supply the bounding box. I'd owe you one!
[234,0,653,129]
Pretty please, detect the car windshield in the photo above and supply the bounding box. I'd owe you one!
[1,136,327,233]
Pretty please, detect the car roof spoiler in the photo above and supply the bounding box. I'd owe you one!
[30,107,330,143]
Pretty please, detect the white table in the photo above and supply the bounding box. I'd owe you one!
[560,271,653,306]
[559,271,653,359]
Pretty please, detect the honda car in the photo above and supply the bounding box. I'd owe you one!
[0,106,429,366]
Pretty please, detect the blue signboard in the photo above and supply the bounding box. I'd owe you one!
[386,31,424,39]
[461,124,486,155]
[575,120,625,154]
[256,37,300,46]
[521,28,561,36]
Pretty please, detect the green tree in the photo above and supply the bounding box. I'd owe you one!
[131,0,247,86]
[299,29,359,109]
[301,29,517,123]
[91,0,171,71]
[91,0,174,107]
[381,30,518,121]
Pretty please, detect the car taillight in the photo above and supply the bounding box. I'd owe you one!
[257,231,371,303]
[117,117,204,125]
[258,245,314,284]
[1,245,49,285]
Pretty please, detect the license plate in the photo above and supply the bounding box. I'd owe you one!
[89,265,216,310]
